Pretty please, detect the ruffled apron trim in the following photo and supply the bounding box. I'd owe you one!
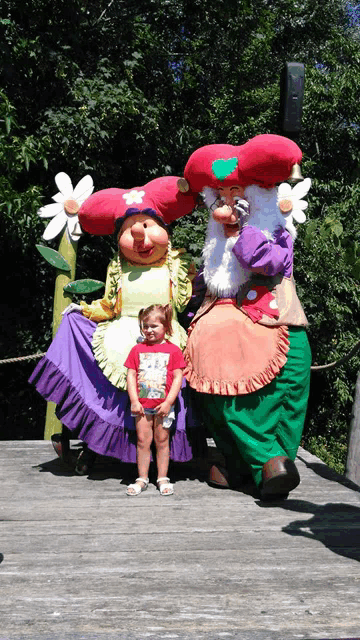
[92,319,128,390]
[184,324,290,395]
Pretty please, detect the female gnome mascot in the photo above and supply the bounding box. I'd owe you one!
[29,176,198,474]
[181,134,312,501]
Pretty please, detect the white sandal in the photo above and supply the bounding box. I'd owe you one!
[157,477,174,496]
[126,477,149,496]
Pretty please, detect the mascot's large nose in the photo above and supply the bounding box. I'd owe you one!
[131,222,145,240]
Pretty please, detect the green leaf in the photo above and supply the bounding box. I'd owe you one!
[351,260,360,280]
[333,234,341,248]
[304,220,318,249]
[63,279,105,294]
[345,245,356,264]
[331,221,343,238]
[35,245,71,271]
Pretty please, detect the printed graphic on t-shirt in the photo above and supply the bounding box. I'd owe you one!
[138,352,170,399]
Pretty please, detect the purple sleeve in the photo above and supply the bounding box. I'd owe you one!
[232,225,293,278]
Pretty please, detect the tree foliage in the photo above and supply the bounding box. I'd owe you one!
[2,0,360,472]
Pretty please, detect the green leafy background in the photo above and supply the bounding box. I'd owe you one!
[2,0,360,472]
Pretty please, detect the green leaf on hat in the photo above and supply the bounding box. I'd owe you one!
[212,157,238,181]
[35,244,71,271]
[63,279,105,294]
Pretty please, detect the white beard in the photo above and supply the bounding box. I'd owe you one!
[244,185,286,239]
[202,216,250,297]
[202,184,294,298]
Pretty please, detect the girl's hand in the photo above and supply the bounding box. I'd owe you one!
[131,401,145,416]
[155,400,171,418]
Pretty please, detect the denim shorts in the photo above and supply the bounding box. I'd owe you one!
[131,405,175,429]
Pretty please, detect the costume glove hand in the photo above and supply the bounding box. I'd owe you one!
[234,198,250,227]
[62,303,83,315]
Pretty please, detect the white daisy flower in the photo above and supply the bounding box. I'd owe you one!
[38,172,94,242]
[277,177,311,224]
[122,189,145,205]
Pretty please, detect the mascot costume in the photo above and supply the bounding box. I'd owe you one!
[180,134,312,500]
[29,176,199,474]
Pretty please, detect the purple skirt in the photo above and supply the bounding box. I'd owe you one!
[29,312,194,462]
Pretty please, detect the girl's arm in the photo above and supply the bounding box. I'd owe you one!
[126,368,145,416]
[155,368,184,417]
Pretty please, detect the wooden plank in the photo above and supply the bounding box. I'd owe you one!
[0,441,360,639]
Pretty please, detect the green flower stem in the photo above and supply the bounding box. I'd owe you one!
[44,228,78,441]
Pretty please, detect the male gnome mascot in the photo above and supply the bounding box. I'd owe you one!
[181,134,312,501]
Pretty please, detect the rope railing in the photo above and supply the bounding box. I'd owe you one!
[1,342,360,371]
[310,340,360,372]
[0,353,46,365]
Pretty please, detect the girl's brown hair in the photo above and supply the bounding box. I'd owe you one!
[138,304,173,336]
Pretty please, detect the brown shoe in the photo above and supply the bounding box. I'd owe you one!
[75,447,96,476]
[208,464,230,489]
[261,456,300,500]
[51,433,71,463]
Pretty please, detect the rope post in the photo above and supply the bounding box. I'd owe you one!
[44,229,78,440]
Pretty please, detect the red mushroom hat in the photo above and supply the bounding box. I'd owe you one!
[78,176,198,236]
[183,134,302,193]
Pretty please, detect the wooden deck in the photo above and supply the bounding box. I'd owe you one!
[1,440,360,640]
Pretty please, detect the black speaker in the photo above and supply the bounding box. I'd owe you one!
[280,62,305,136]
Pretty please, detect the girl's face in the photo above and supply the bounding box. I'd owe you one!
[141,313,167,344]
[118,214,169,264]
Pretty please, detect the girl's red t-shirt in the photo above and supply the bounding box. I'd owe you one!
[124,341,186,409]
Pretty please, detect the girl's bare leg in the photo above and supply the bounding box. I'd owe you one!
[154,417,170,480]
[136,414,153,480]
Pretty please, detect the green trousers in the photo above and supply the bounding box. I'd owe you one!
[197,327,312,488]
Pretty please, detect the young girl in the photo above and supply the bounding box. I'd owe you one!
[124,304,186,496]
